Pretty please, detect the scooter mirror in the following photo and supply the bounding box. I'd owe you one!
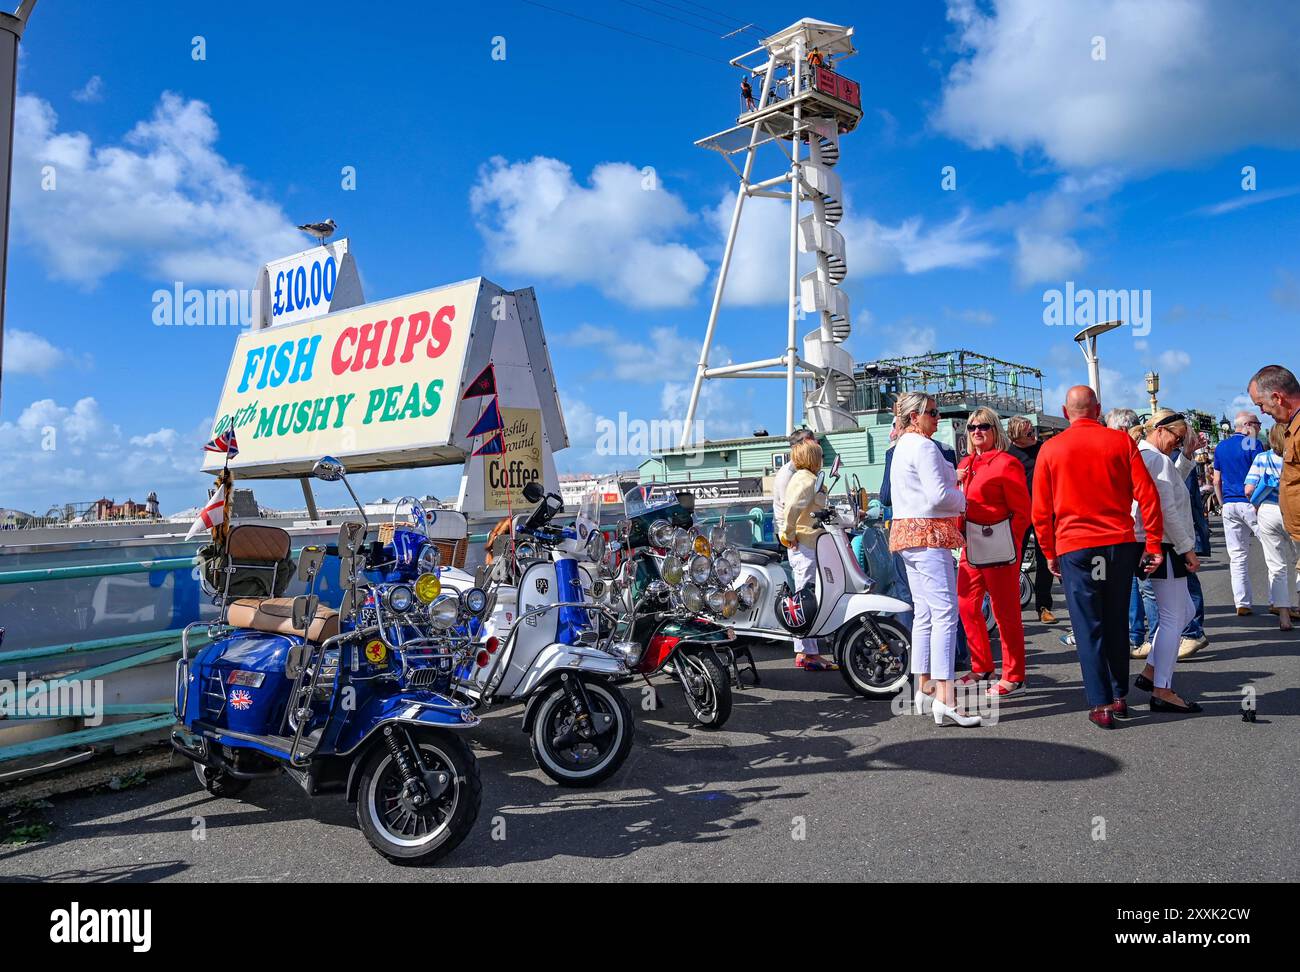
[312,456,346,482]
[291,594,320,632]
[830,454,842,479]
[337,520,366,556]
[297,545,325,582]
[523,481,545,503]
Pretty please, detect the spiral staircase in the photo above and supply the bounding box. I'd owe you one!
[798,118,857,432]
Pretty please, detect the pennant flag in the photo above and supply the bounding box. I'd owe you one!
[204,425,239,459]
[186,485,227,540]
[461,363,496,400]
[472,432,505,456]
[468,397,504,437]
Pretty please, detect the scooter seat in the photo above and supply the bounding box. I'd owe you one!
[226,597,340,643]
[737,547,784,566]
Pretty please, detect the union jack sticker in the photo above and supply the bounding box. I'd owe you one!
[230,689,254,710]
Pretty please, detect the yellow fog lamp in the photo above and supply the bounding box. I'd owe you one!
[415,572,442,604]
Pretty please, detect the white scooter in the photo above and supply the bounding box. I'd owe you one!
[444,484,639,787]
[727,456,913,697]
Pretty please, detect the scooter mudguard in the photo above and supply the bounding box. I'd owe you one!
[333,692,479,756]
[815,593,912,637]
[513,643,626,700]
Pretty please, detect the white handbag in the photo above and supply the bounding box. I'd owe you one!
[964,517,1016,566]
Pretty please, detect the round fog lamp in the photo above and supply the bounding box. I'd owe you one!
[386,585,414,613]
[661,557,684,585]
[414,572,442,604]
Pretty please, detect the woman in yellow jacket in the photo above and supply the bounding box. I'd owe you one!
[778,437,838,670]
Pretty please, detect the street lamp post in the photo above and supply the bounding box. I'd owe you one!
[1145,370,1160,416]
[0,0,37,415]
[1072,320,1124,403]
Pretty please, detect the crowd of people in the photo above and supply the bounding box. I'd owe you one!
[776,363,1300,731]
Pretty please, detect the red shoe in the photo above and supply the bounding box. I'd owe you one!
[955,671,993,686]
[1088,705,1114,729]
[1106,698,1130,719]
[986,681,1024,697]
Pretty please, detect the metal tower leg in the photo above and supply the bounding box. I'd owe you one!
[680,56,776,448]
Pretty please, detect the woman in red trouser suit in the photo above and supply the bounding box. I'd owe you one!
[956,407,1033,697]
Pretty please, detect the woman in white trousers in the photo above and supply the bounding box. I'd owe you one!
[779,436,838,670]
[1132,411,1203,713]
[887,392,978,726]
[1245,423,1297,631]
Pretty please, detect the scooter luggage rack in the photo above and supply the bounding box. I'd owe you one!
[176,619,234,720]
[478,601,623,703]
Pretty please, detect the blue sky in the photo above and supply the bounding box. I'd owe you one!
[2,0,1298,514]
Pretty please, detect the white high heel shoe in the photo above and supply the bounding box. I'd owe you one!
[914,687,934,715]
[933,699,982,727]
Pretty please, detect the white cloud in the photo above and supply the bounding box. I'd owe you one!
[1157,349,1192,376]
[71,75,105,104]
[470,156,708,309]
[555,323,715,383]
[711,193,998,305]
[1014,229,1085,287]
[13,92,302,288]
[1195,185,1300,217]
[2,329,68,374]
[880,323,938,358]
[936,0,1300,172]
[0,397,213,514]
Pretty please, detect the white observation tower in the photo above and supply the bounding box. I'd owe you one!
[681,18,864,446]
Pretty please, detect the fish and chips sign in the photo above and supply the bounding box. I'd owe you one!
[205,278,480,478]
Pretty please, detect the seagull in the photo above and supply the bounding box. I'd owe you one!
[297,218,336,245]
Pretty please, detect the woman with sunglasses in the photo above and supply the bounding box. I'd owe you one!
[888,392,979,726]
[1132,409,1203,713]
[955,407,1032,698]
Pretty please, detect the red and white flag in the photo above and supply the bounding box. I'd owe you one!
[186,485,227,540]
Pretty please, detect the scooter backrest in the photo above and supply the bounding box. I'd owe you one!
[204,524,294,599]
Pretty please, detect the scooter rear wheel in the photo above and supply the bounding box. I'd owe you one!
[836,617,911,697]
[193,761,250,799]
[356,729,481,864]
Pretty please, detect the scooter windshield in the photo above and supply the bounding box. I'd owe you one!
[623,484,680,519]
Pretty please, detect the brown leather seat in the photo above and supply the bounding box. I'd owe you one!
[226,597,340,643]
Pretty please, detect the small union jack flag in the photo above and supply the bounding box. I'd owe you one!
[230,689,254,710]
[204,424,239,459]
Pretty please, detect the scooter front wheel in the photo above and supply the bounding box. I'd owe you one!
[678,652,732,730]
[530,677,634,787]
[836,617,911,697]
[356,728,481,864]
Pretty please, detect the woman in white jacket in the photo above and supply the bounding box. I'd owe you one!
[1132,410,1203,714]
[888,392,978,726]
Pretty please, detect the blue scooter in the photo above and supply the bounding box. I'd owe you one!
[172,456,488,864]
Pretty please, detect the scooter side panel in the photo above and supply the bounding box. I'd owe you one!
[514,643,625,699]
[187,631,297,736]
[816,592,912,635]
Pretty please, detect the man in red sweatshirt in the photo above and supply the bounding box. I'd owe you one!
[1032,386,1165,729]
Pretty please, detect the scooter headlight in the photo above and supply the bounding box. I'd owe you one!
[417,544,440,574]
[672,528,692,558]
[714,556,738,586]
[460,587,489,617]
[385,585,414,613]
[722,589,739,618]
[414,572,442,604]
[737,580,755,609]
[709,525,728,553]
[586,530,606,565]
[689,554,712,586]
[706,587,726,615]
[427,595,460,630]
[661,556,684,585]
[680,583,704,613]
[693,534,712,557]
[611,640,643,668]
[648,519,675,548]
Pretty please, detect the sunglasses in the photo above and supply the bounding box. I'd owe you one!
[922,408,940,419]
[967,423,994,432]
